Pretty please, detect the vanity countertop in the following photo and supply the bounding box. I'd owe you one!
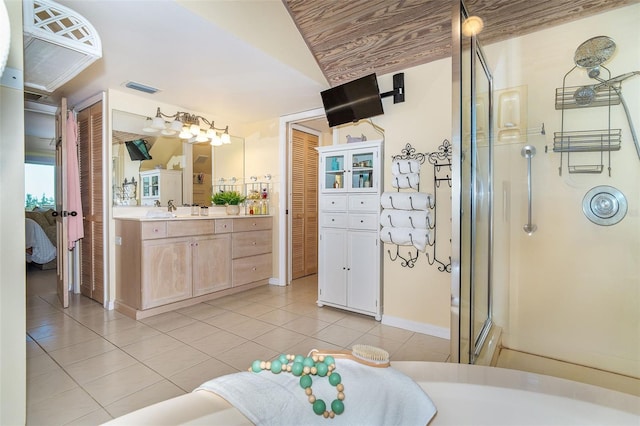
[113,206,270,221]
[115,214,272,222]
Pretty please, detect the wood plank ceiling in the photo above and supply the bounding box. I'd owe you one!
[283,0,637,86]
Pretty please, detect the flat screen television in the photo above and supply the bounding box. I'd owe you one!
[125,139,152,161]
[321,73,384,127]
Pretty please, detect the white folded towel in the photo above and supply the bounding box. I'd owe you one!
[380,226,431,252]
[392,159,420,175]
[197,359,437,426]
[391,173,420,189]
[380,209,431,229]
[380,191,433,211]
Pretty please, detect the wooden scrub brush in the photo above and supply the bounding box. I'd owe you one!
[309,344,390,368]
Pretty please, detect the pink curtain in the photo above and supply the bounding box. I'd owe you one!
[66,112,84,249]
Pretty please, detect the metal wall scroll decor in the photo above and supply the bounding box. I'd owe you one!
[385,140,452,272]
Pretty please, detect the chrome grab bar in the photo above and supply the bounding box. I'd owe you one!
[521,145,537,235]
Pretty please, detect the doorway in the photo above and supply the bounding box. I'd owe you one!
[290,127,319,280]
[278,108,328,285]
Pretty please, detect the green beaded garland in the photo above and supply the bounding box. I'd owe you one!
[331,399,345,415]
[328,372,341,386]
[316,361,328,377]
[291,362,304,376]
[312,399,326,415]
[249,353,345,419]
[299,375,312,389]
[270,359,282,373]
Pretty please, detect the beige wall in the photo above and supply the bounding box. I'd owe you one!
[486,4,639,377]
[242,118,281,283]
[1,1,26,423]
[248,62,455,334]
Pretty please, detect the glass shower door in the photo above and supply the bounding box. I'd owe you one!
[452,1,494,364]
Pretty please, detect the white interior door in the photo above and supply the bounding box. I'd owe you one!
[55,97,69,308]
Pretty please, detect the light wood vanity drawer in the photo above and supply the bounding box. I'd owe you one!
[233,217,272,232]
[232,253,272,286]
[349,213,378,230]
[321,195,347,211]
[141,222,167,239]
[321,212,347,228]
[214,219,233,233]
[232,230,272,258]
[167,220,215,237]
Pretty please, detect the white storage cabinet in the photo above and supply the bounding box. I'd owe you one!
[316,140,383,320]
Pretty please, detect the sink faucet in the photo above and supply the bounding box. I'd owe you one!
[154,200,161,207]
[167,200,177,212]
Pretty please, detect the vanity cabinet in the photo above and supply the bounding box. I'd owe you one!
[232,217,272,286]
[316,141,383,320]
[115,216,271,319]
[140,169,183,206]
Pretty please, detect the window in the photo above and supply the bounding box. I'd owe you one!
[25,163,55,209]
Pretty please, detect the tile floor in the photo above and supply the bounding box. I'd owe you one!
[25,267,450,425]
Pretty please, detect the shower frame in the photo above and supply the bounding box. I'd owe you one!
[451,0,495,364]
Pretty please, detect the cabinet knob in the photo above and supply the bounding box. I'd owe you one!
[252,267,257,271]
[360,220,364,223]
[252,241,256,245]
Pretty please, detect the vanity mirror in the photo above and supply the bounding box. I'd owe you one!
[112,110,244,206]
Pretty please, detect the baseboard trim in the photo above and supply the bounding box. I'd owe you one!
[382,315,450,339]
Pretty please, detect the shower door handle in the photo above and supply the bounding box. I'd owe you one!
[521,145,537,235]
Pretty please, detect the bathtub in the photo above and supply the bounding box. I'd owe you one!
[104,361,640,425]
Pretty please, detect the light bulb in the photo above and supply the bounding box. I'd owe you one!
[151,116,165,130]
[142,118,157,133]
[195,131,208,143]
[221,133,231,144]
[189,124,200,135]
[179,126,192,139]
[462,16,484,37]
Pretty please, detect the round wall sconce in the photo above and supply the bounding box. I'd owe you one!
[582,185,627,226]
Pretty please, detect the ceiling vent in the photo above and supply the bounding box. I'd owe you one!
[125,81,160,94]
[23,0,102,93]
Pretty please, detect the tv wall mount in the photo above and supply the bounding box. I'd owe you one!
[380,73,405,104]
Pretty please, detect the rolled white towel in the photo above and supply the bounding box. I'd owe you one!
[391,173,420,189]
[392,159,421,175]
[380,191,433,211]
[380,226,431,252]
[380,209,431,229]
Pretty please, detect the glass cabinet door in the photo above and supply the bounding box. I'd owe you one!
[151,175,159,196]
[349,149,376,191]
[323,153,345,191]
[142,176,150,197]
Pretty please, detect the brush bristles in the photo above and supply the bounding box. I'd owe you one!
[351,344,390,364]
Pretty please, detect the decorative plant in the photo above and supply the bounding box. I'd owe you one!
[211,190,246,205]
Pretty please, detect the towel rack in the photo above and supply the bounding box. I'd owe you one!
[385,141,452,272]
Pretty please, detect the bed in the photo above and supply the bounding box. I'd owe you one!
[103,361,640,425]
[25,208,57,269]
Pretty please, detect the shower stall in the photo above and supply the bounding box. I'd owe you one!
[451,0,640,382]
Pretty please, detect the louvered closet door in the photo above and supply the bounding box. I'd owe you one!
[78,102,104,304]
[291,129,318,280]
